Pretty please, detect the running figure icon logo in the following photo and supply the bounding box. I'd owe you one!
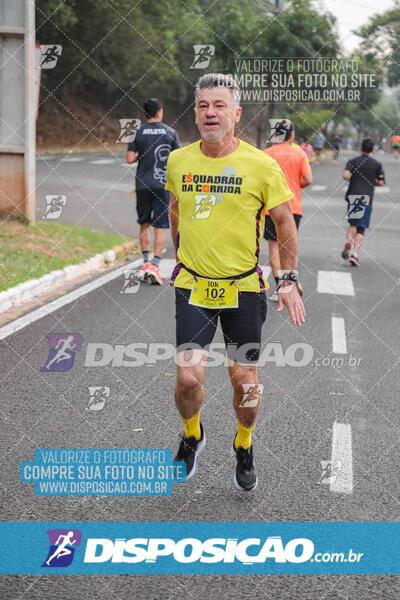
[347,195,370,220]
[239,384,264,408]
[86,386,110,411]
[267,119,292,144]
[42,194,67,219]
[121,269,141,293]
[318,460,342,485]
[40,45,62,69]
[191,194,217,219]
[42,529,82,568]
[191,45,215,69]
[41,333,83,373]
[117,119,141,143]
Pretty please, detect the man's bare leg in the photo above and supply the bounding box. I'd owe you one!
[342,224,356,259]
[153,227,166,260]
[139,223,151,257]
[174,349,207,479]
[228,362,262,491]
[353,232,364,254]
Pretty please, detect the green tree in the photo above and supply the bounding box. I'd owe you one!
[358,3,400,87]
[35,0,341,143]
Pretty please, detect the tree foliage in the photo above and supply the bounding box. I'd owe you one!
[36,0,386,143]
[358,3,400,87]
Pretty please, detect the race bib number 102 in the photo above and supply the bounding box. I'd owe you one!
[189,278,238,309]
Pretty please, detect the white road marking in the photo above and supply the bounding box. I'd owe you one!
[61,157,85,162]
[375,186,391,194]
[90,159,117,165]
[331,316,347,354]
[0,259,142,341]
[262,265,272,279]
[317,271,355,296]
[311,185,327,191]
[159,259,177,278]
[330,422,353,494]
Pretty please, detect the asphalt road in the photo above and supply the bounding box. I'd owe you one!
[1,151,400,598]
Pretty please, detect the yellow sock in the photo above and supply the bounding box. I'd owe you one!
[182,412,201,441]
[235,420,255,450]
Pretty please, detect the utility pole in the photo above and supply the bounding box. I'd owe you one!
[0,0,36,223]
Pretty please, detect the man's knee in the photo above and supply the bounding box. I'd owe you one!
[176,367,203,394]
[230,366,258,392]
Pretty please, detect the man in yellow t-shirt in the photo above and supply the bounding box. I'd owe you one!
[166,73,306,492]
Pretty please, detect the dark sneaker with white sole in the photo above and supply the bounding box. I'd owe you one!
[341,242,352,260]
[144,263,163,285]
[348,254,360,267]
[233,443,258,492]
[174,423,206,480]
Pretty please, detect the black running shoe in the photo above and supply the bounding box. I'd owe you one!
[174,423,206,480]
[233,443,258,492]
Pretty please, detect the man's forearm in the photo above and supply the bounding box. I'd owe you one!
[276,219,298,271]
[171,218,178,252]
[169,194,179,254]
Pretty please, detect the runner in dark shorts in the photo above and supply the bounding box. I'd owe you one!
[127,98,180,284]
[166,74,305,492]
[175,288,267,363]
[264,120,312,300]
[341,138,385,266]
[136,188,170,229]
[331,132,342,163]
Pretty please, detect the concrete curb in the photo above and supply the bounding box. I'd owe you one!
[0,241,135,314]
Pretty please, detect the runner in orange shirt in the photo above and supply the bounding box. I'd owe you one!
[391,134,400,158]
[264,120,313,300]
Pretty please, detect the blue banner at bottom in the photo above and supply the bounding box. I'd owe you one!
[0,521,399,574]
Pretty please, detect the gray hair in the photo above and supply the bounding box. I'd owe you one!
[195,73,241,107]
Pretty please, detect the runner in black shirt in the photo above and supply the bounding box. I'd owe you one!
[331,131,342,163]
[127,98,180,284]
[341,138,385,266]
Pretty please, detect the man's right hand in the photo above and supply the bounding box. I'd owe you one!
[276,283,306,327]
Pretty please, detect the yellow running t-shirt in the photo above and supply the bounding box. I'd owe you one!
[165,139,293,292]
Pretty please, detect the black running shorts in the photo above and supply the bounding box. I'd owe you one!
[264,213,301,242]
[175,287,267,363]
[136,188,170,228]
